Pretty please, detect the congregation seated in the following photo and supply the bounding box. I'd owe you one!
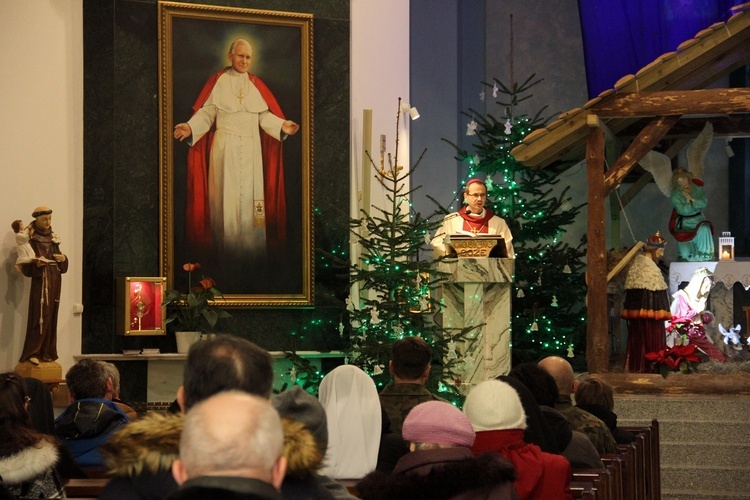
[574,375,635,445]
[55,359,130,469]
[508,363,604,470]
[538,356,618,455]
[0,372,67,498]
[463,379,573,500]
[357,401,517,499]
[98,334,275,500]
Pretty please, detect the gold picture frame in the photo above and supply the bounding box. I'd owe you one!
[115,277,167,336]
[158,2,313,307]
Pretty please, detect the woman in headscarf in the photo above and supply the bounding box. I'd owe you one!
[318,365,382,479]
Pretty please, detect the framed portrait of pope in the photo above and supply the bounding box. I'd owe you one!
[158,2,314,306]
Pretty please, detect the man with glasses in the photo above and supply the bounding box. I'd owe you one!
[431,178,515,258]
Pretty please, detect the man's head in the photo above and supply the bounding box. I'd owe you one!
[463,178,487,215]
[402,401,475,450]
[31,206,52,231]
[389,336,432,383]
[172,391,286,490]
[228,38,253,74]
[177,335,273,412]
[98,361,121,400]
[538,356,577,397]
[645,231,667,261]
[66,359,112,401]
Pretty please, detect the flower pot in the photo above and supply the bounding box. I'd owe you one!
[175,331,202,354]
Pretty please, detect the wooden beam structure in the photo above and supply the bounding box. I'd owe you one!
[504,8,750,373]
[586,124,608,373]
[591,88,750,117]
[604,115,680,195]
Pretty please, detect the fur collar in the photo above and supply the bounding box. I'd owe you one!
[281,419,324,477]
[101,413,183,477]
[0,439,58,483]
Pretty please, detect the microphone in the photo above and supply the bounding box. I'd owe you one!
[465,207,472,214]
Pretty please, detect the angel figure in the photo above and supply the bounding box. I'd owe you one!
[640,122,715,261]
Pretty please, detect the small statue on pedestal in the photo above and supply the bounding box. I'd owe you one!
[12,206,68,373]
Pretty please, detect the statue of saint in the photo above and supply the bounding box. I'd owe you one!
[15,206,68,366]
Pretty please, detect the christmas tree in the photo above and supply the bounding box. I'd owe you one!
[447,76,588,365]
[344,99,481,404]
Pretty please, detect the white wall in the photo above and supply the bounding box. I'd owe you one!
[0,0,84,374]
[350,0,411,221]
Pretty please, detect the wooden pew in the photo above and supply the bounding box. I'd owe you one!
[569,480,598,499]
[616,443,638,500]
[621,419,660,500]
[64,478,110,498]
[572,468,613,500]
[619,436,645,500]
[600,454,625,500]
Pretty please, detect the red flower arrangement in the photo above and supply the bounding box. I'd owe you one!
[162,262,231,332]
[645,343,702,378]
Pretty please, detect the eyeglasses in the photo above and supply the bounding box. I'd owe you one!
[466,193,487,199]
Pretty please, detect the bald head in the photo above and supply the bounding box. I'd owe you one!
[173,391,286,490]
[538,356,576,397]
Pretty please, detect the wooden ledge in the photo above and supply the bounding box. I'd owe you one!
[596,372,750,396]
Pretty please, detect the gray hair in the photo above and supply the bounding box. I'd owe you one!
[180,391,283,478]
[98,361,121,397]
[229,38,253,57]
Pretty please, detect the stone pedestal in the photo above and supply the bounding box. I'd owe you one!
[438,258,514,390]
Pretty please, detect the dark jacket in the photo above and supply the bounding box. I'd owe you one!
[166,476,283,500]
[554,395,618,455]
[99,412,182,500]
[279,419,346,500]
[378,383,448,434]
[575,403,635,445]
[540,406,603,470]
[357,447,518,500]
[54,398,130,467]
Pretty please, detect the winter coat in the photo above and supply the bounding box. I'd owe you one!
[0,439,65,499]
[540,406,604,470]
[472,429,573,500]
[356,447,518,500]
[99,412,182,500]
[575,403,635,445]
[54,398,130,467]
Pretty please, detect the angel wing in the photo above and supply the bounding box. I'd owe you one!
[686,121,713,181]
[639,150,672,197]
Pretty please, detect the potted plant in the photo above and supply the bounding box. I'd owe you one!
[162,262,231,352]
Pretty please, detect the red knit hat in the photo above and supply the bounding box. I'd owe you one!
[402,401,475,447]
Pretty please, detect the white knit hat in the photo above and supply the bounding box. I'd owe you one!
[463,379,527,431]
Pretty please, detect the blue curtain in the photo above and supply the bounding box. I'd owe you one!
[578,0,742,98]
